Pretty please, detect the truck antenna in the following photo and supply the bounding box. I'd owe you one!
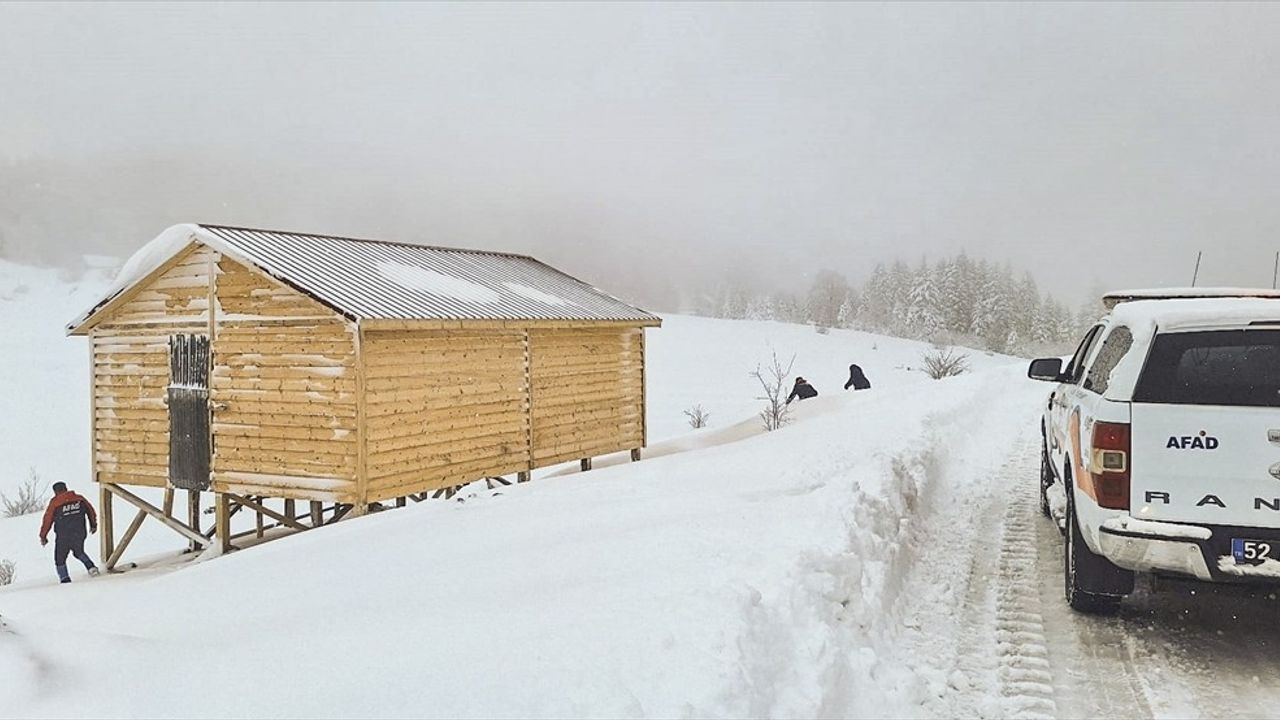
[1191,251,1203,287]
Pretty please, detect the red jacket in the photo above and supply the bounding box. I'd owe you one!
[39,491,97,543]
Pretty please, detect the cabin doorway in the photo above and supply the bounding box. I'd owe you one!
[168,334,211,491]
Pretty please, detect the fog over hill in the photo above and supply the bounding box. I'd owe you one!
[5,3,1280,312]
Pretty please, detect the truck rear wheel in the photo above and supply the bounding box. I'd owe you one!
[1064,491,1131,613]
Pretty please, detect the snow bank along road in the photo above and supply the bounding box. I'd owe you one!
[3,302,1280,717]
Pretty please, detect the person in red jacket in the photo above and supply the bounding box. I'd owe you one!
[39,482,100,583]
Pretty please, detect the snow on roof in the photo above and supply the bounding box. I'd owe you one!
[68,224,660,333]
[1107,297,1280,332]
[1103,287,1280,309]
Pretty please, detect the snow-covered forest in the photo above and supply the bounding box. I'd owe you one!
[694,254,1097,356]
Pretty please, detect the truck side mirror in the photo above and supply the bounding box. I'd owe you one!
[1028,357,1065,382]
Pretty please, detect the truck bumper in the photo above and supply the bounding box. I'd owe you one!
[1098,518,1280,583]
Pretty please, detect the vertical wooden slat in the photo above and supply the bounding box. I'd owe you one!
[354,322,369,512]
[522,329,534,475]
[640,327,648,449]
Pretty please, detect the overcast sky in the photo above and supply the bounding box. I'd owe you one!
[4,2,1280,305]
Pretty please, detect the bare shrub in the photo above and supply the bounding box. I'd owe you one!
[0,559,14,586]
[750,350,796,432]
[922,346,970,380]
[1,468,48,518]
[683,404,711,429]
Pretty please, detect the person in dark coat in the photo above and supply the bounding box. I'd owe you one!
[39,482,100,583]
[786,377,818,404]
[844,364,872,391]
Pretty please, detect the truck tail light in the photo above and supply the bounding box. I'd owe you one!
[1090,421,1131,510]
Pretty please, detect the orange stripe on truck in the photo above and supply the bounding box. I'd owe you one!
[1069,410,1097,502]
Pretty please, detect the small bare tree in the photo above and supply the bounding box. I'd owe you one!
[1,468,48,518]
[683,404,711,429]
[0,559,14,586]
[922,346,970,380]
[750,350,796,431]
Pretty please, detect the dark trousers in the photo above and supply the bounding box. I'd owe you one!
[54,534,96,582]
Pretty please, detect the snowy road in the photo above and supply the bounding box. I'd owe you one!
[915,434,1280,719]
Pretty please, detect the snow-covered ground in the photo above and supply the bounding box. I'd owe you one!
[4,260,1279,719]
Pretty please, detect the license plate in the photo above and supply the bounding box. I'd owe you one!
[1232,539,1279,564]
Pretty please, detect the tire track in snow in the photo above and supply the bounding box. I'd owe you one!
[993,448,1058,720]
[1028,466,1153,719]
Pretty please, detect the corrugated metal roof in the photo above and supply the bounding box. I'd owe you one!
[72,224,661,330]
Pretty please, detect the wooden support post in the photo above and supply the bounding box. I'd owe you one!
[107,508,147,569]
[102,483,210,549]
[255,497,265,539]
[310,501,323,527]
[99,485,115,566]
[284,499,296,521]
[580,458,593,472]
[187,490,201,553]
[395,496,406,508]
[215,493,232,554]
[517,471,530,483]
[630,448,642,462]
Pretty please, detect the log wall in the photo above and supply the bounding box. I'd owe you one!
[363,329,530,501]
[92,245,215,488]
[210,257,359,502]
[528,327,645,467]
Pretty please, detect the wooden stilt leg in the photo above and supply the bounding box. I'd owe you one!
[310,501,323,527]
[107,509,146,569]
[630,448,642,462]
[255,497,265,538]
[215,493,232,554]
[395,496,406,508]
[187,490,201,553]
[99,485,115,567]
[517,471,530,483]
[580,458,592,472]
[284,498,296,522]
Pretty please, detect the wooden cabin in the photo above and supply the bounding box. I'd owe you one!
[68,224,661,563]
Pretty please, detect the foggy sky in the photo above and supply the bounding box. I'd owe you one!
[4,2,1280,307]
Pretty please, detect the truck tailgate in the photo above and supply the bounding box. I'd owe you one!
[1131,403,1280,527]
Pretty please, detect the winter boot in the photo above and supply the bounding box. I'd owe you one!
[56,564,71,584]
[88,567,101,577]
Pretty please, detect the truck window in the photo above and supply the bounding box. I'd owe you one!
[1083,326,1133,395]
[1133,329,1280,407]
[1064,324,1103,384]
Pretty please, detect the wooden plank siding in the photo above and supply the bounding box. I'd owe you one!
[528,327,645,467]
[209,256,360,503]
[362,329,531,502]
[92,245,216,487]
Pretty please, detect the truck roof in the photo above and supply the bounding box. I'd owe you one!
[1108,297,1280,333]
[1103,287,1280,309]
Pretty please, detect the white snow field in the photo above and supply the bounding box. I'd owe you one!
[4,261,1280,719]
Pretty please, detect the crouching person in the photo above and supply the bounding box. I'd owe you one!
[39,481,100,583]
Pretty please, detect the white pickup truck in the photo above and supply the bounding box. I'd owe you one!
[1030,288,1280,612]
